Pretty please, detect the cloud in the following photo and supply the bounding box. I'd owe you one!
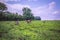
[31,1,59,20]
[53,10,60,20]
[0,0,5,3]
[4,0,21,2]
[5,1,60,20]
[48,2,56,10]
[6,3,31,15]
[7,4,30,10]
[28,0,38,2]
[53,11,59,14]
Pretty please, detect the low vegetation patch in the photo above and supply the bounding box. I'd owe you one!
[0,20,60,40]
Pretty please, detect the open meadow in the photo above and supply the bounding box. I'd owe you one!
[0,20,60,40]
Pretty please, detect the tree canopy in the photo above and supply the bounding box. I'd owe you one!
[0,2,41,21]
[22,7,34,20]
[0,2,7,11]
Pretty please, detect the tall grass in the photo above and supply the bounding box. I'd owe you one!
[0,20,60,40]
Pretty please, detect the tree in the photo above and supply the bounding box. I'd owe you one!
[0,2,7,20]
[22,7,34,23]
[34,16,41,20]
[0,2,7,11]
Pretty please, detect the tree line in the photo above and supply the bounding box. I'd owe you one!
[0,2,41,21]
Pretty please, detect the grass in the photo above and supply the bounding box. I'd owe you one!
[0,20,60,40]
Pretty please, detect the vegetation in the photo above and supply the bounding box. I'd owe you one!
[0,2,60,40]
[0,2,7,11]
[0,2,40,21]
[0,20,60,40]
[0,2,24,21]
[22,7,34,20]
[34,16,41,20]
[0,11,23,21]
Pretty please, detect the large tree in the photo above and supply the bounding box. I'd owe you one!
[0,2,7,11]
[0,2,7,20]
[22,7,34,20]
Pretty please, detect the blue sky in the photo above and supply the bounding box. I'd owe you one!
[0,0,60,20]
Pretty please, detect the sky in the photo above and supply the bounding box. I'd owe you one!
[0,0,60,20]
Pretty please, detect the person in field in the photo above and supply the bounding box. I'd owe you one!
[15,13,19,25]
[26,17,31,23]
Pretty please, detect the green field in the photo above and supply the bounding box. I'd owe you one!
[0,20,60,40]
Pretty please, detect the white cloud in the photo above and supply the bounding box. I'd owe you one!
[4,0,21,2]
[5,1,59,20]
[6,3,31,15]
[31,1,58,20]
[28,0,38,2]
[0,0,5,3]
[8,4,30,10]
[53,11,59,14]
[48,2,56,10]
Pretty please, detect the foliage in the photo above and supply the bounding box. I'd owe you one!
[34,16,41,20]
[0,21,60,40]
[0,11,23,21]
[0,2,41,21]
[22,7,34,20]
[0,2,23,21]
[0,2,7,11]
